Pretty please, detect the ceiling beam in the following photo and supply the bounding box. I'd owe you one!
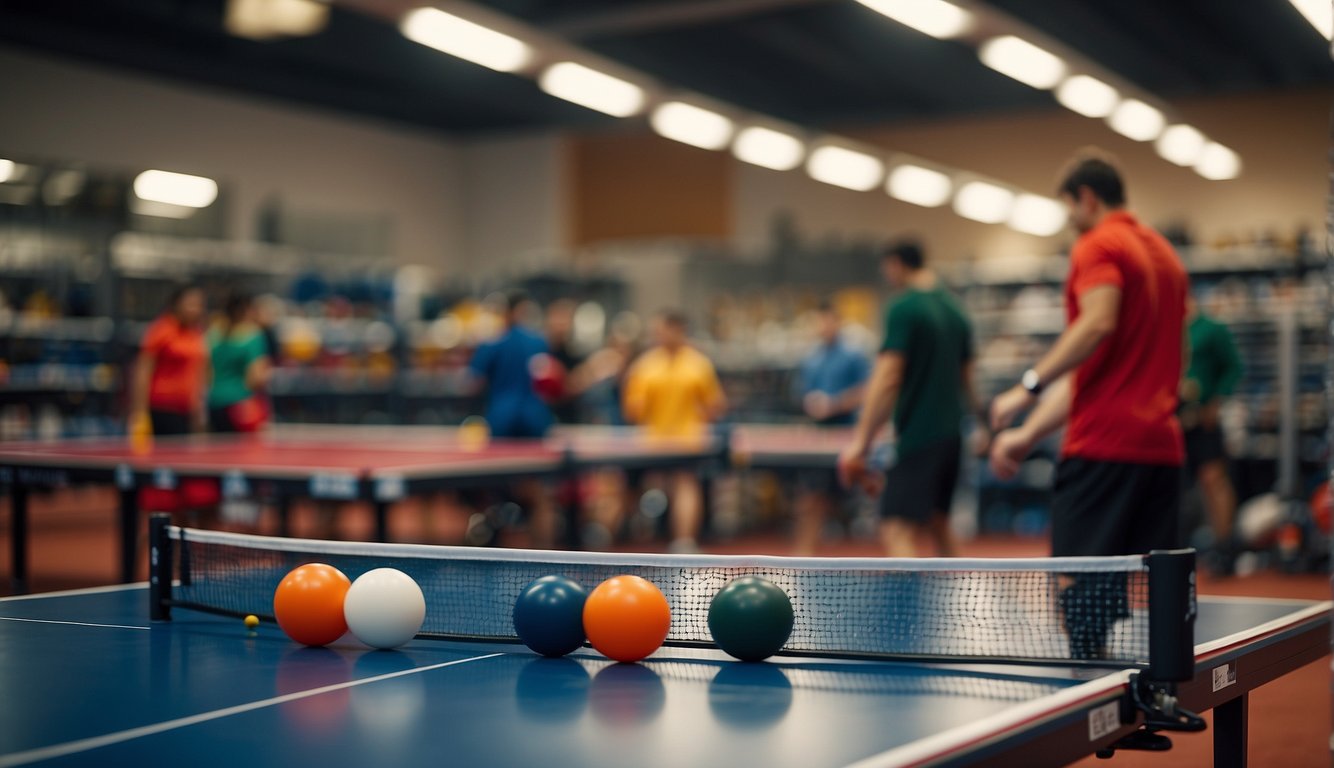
[549,0,834,41]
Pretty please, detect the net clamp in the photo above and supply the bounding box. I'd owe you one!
[1095,674,1205,759]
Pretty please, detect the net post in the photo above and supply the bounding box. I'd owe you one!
[149,513,173,622]
[1147,548,1196,682]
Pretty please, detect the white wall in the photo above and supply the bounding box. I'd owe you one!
[458,132,568,276]
[0,46,465,269]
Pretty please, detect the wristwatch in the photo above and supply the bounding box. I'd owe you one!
[1021,369,1043,396]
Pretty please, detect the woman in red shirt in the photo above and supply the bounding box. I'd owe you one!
[129,286,209,436]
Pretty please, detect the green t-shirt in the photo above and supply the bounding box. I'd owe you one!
[881,287,972,458]
[208,326,267,408]
[1185,313,1242,405]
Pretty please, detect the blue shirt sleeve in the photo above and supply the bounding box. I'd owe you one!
[469,341,496,383]
[848,348,870,388]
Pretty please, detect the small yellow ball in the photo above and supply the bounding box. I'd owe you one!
[244,614,260,630]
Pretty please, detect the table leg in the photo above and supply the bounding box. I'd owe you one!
[277,497,291,538]
[1214,692,1248,768]
[374,501,389,543]
[119,488,138,583]
[9,485,29,594]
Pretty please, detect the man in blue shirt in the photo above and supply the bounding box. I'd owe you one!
[793,301,870,554]
[467,292,556,546]
[468,292,554,439]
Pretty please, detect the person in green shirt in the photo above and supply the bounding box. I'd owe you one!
[1180,295,1243,574]
[207,292,272,433]
[838,240,983,556]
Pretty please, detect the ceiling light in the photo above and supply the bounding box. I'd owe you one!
[853,0,973,39]
[732,126,805,171]
[1289,0,1333,39]
[1194,142,1242,181]
[539,62,645,117]
[1155,124,1207,167]
[651,102,734,150]
[886,164,952,207]
[978,36,1066,90]
[953,181,1015,224]
[1055,75,1119,118]
[225,0,328,41]
[400,7,532,72]
[1009,194,1066,236]
[806,146,884,191]
[0,159,15,184]
[1106,99,1165,142]
[133,170,218,208]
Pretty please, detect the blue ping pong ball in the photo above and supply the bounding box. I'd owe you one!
[343,568,426,650]
[514,575,588,657]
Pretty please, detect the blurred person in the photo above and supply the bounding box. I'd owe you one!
[1181,294,1243,575]
[793,301,870,555]
[129,285,209,437]
[622,309,727,553]
[544,298,585,424]
[466,291,556,546]
[207,292,272,433]
[987,153,1187,658]
[252,293,283,362]
[838,242,978,558]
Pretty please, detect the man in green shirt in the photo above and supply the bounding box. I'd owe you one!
[838,240,980,556]
[1181,295,1243,573]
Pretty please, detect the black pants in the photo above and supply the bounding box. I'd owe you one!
[1051,458,1182,659]
[149,409,192,437]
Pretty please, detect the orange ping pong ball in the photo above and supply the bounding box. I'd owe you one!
[274,563,352,647]
[583,575,671,663]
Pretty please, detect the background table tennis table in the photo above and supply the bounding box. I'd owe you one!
[1,424,858,592]
[0,585,1325,767]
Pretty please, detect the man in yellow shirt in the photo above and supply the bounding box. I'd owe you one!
[623,310,727,552]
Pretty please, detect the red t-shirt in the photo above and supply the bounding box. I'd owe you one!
[142,316,207,414]
[1062,211,1187,466]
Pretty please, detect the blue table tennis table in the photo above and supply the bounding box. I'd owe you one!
[0,584,1326,767]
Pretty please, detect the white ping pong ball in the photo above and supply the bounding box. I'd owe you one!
[343,568,426,650]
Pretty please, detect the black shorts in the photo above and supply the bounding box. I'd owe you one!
[880,437,961,523]
[1051,458,1182,557]
[1183,425,1227,476]
[795,468,840,496]
[209,407,240,434]
[149,409,192,437]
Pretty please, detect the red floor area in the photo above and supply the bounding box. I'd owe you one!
[1,489,1329,766]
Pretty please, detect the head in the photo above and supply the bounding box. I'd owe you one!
[504,290,535,328]
[546,298,576,343]
[1057,152,1126,234]
[166,284,205,327]
[653,309,689,351]
[880,240,925,289]
[223,291,253,328]
[815,300,841,344]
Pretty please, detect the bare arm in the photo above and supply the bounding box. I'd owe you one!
[245,356,272,393]
[991,285,1120,431]
[847,352,903,456]
[989,374,1073,480]
[130,353,154,420]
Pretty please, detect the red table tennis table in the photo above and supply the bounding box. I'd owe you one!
[3,424,860,592]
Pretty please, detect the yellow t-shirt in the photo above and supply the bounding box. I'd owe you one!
[623,346,725,439]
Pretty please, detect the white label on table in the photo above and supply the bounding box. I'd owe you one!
[221,471,250,499]
[309,473,358,500]
[374,474,405,502]
[1212,663,1237,692]
[152,468,176,489]
[115,464,133,489]
[1088,701,1121,742]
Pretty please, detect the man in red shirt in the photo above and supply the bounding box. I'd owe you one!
[988,153,1187,657]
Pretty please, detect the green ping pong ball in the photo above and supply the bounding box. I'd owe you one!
[244,614,259,630]
[344,568,426,650]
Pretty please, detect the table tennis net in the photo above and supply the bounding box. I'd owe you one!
[159,526,1153,666]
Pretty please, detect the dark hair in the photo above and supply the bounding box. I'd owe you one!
[883,240,925,270]
[816,299,836,314]
[164,283,202,315]
[505,290,532,314]
[1058,154,1126,207]
[223,291,252,327]
[657,308,688,330]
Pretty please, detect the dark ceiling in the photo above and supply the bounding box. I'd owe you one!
[1,0,1329,137]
